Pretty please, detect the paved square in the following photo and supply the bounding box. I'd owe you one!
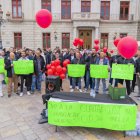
[0,79,140,140]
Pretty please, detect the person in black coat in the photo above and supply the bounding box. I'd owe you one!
[70,52,85,93]
[4,52,18,97]
[31,49,45,93]
[117,56,135,95]
[136,53,140,99]
[68,49,76,89]
[109,53,121,87]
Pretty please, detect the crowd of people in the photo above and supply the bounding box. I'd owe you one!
[0,47,140,99]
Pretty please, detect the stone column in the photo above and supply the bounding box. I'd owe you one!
[73,27,77,40]
[95,27,99,39]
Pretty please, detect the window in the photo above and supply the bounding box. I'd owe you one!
[43,33,51,49]
[120,1,130,20]
[101,1,110,20]
[41,0,51,12]
[12,0,22,18]
[81,1,91,12]
[62,33,70,49]
[100,33,108,48]
[14,33,22,49]
[120,33,127,38]
[61,0,71,19]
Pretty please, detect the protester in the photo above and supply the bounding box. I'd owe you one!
[131,54,138,92]
[136,52,140,100]
[95,51,109,94]
[90,49,98,96]
[18,50,31,97]
[117,56,135,95]
[84,50,92,92]
[0,51,4,97]
[68,49,75,89]
[109,52,120,87]
[70,51,85,93]
[4,52,18,97]
[31,49,45,93]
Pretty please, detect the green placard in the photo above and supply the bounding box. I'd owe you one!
[90,65,108,78]
[0,59,4,74]
[68,64,85,77]
[48,101,137,131]
[13,60,34,74]
[111,64,134,80]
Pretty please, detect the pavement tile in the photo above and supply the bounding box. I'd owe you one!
[22,129,34,137]
[0,125,20,138]
[3,133,25,140]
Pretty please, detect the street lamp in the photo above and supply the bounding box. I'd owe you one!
[0,5,10,49]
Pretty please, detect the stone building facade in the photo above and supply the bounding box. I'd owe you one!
[0,0,140,50]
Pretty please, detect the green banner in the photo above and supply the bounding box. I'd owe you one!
[68,64,85,77]
[48,101,137,131]
[90,65,108,78]
[111,64,134,80]
[0,59,5,74]
[13,60,34,74]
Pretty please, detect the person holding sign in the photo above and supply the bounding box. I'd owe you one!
[136,52,140,100]
[70,52,85,93]
[117,56,135,95]
[95,51,109,94]
[18,50,31,97]
[4,52,18,98]
[0,52,4,97]
[89,49,98,96]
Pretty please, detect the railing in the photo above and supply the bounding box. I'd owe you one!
[101,14,134,21]
[72,13,100,20]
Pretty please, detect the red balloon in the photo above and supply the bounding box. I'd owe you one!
[65,59,70,64]
[73,41,78,46]
[51,66,56,73]
[60,74,66,80]
[117,36,138,59]
[51,61,55,66]
[46,64,51,69]
[114,38,121,47]
[79,39,84,46]
[103,47,108,53]
[110,50,114,54]
[62,67,67,74]
[36,9,52,29]
[47,69,53,75]
[54,72,59,76]
[55,59,60,66]
[74,38,80,44]
[94,45,99,51]
[56,66,62,74]
[63,61,68,67]
[94,39,99,45]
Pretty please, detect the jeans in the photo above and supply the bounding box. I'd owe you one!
[20,75,30,92]
[91,78,95,90]
[131,74,136,91]
[95,79,106,94]
[31,72,42,92]
[72,78,81,89]
[109,71,118,87]
[136,75,140,95]
[85,71,90,89]
[69,77,72,86]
